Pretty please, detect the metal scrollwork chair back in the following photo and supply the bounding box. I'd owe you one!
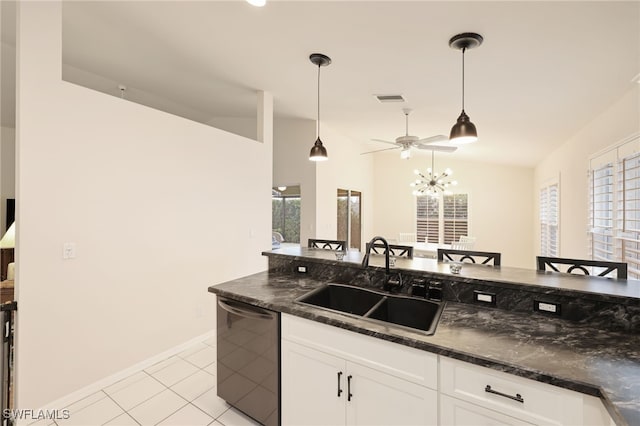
[365,243,413,258]
[536,256,627,279]
[308,239,346,251]
[437,248,501,266]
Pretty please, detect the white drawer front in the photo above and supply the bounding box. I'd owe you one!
[282,314,438,389]
[440,357,583,425]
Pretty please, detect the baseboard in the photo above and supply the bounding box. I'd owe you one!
[38,330,215,412]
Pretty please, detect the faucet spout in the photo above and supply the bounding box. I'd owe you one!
[362,236,390,275]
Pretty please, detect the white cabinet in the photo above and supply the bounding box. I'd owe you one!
[281,314,438,426]
[440,394,534,426]
[439,357,613,426]
[281,313,615,426]
[281,340,345,426]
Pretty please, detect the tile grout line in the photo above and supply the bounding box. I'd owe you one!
[149,388,190,426]
[100,393,140,426]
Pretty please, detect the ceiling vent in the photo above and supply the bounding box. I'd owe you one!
[374,94,405,103]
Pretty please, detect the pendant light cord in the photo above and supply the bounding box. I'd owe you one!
[317,64,321,138]
[461,47,466,110]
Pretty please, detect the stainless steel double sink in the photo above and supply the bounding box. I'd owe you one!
[295,283,444,335]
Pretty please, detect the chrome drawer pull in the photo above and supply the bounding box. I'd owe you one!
[485,385,524,403]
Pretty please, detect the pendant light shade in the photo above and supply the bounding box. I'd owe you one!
[449,32,483,144]
[309,53,331,162]
[450,110,477,144]
[309,137,328,161]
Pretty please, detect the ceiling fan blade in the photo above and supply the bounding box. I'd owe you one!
[417,135,448,144]
[370,138,399,146]
[416,144,458,153]
[360,147,401,155]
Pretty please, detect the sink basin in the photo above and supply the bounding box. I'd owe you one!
[295,283,444,335]
[366,296,443,335]
[296,283,382,316]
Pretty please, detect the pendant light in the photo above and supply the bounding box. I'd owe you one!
[449,32,483,144]
[309,53,331,161]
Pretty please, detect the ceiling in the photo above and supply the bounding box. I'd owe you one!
[2,1,639,167]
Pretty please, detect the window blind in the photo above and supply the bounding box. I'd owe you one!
[416,196,439,243]
[443,194,468,244]
[540,183,559,256]
[589,163,615,261]
[417,194,468,244]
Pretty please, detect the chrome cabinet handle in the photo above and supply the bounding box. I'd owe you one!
[337,372,343,397]
[485,385,524,403]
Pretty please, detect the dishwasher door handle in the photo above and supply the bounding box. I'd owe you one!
[218,299,275,320]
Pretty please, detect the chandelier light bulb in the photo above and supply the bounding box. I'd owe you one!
[445,168,452,175]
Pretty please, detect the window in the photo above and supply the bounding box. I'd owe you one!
[588,136,640,278]
[417,194,468,244]
[589,164,614,261]
[272,187,300,243]
[540,182,559,256]
[337,189,362,250]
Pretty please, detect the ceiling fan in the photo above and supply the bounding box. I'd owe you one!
[361,108,457,159]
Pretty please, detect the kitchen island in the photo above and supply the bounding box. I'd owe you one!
[209,247,640,425]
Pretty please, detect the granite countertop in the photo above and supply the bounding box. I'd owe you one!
[209,269,640,426]
[267,246,640,304]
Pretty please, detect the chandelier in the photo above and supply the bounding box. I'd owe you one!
[410,151,457,197]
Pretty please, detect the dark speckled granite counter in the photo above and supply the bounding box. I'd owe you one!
[208,248,640,425]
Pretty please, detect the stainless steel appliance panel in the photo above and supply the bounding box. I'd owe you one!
[217,297,279,425]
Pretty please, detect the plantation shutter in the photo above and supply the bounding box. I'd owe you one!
[540,183,559,256]
[589,163,615,261]
[443,194,468,244]
[416,196,439,243]
[618,153,640,276]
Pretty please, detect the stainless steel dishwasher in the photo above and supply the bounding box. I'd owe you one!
[216,297,280,425]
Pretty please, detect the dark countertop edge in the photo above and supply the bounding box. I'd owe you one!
[263,251,640,306]
[208,283,628,426]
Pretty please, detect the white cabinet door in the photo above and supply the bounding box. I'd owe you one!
[440,394,535,426]
[346,361,438,426]
[281,340,346,426]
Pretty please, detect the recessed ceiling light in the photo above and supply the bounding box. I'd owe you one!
[247,0,266,7]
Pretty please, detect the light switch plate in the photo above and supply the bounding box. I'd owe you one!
[297,266,307,273]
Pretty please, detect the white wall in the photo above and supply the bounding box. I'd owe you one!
[372,153,535,268]
[534,86,640,259]
[15,1,271,409]
[315,125,374,250]
[207,117,257,141]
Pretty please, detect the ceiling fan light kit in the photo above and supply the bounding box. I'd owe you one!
[309,53,332,162]
[449,32,483,144]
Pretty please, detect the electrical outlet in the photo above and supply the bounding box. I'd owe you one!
[473,290,496,305]
[297,266,307,273]
[534,300,561,315]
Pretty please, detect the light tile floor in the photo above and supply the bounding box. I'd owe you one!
[32,336,261,426]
